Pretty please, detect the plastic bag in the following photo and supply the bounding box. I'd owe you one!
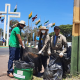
[23,47,39,54]
[62,47,71,73]
[43,56,63,80]
[43,47,71,80]
[14,60,34,69]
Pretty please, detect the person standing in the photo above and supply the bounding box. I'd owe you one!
[7,20,26,77]
[43,26,68,80]
[2,38,5,46]
[38,26,51,70]
[50,26,67,58]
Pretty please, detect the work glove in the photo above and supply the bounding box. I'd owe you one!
[38,50,42,54]
[22,46,25,49]
[35,45,38,49]
[48,51,51,56]
[38,50,43,55]
[59,52,63,58]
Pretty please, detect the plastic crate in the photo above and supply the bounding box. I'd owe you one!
[13,66,33,80]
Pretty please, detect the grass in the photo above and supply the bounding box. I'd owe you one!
[32,76,43,80]
[63,74,80,80]
[32,75,80,80]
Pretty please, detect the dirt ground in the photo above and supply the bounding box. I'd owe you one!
[0,54,49,80]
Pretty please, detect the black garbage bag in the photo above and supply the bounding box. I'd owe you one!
[62,46,71,74]
[43,47,71,80]
[20,46,39,60]
[43,55,63,80]
[20,47,42,75]
[21,47,39,54]
[14,60,34,69]
[64,46,71,63]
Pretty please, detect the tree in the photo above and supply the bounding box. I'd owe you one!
[59,24,72,42]
[49,24,72,42]
[9,19,19,33]
[23,26,32,42]
[32,27,38,41]
[49,32,55,37]
[21,32,26,40]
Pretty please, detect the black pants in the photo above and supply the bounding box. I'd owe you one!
[41,55,48,69]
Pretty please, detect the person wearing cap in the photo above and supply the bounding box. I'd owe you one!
[7,20,26,77]
[48,26,68,79]
[50,26,67,58]
[38,26,51,70]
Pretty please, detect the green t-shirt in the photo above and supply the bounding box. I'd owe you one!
[9,27,21,48]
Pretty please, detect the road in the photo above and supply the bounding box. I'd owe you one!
[0,48,18,80]
[0,48,9,55]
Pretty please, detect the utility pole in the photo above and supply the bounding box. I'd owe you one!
[27,18,29,45]
[71,0,80,75]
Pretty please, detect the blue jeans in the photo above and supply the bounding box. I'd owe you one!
[7,46,20,74]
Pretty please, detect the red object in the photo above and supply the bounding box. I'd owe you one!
[32,15,37,22]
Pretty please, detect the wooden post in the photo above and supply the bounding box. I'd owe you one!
[78,23,80,73]
[71,0,80,75]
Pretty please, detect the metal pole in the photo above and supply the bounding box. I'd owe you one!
[31,18,32,40]
[27,18,29,45]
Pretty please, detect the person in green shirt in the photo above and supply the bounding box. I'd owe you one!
[7,20,26,78]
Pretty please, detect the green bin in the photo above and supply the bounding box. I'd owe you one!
[13,66,33,80]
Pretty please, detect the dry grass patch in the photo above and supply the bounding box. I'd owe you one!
[32,76,43,80]
[32,75,80,80]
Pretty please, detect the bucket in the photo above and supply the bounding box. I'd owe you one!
[13,66,33,80]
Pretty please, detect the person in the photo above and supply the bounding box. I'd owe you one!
[43,26,68,80]
[38,26,51,70]
[2,38,5,46]
[7,20,26,78]
[50,26,67,57]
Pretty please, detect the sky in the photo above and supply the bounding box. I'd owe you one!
[0,0,74,34]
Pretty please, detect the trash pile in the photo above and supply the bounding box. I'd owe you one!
[14,61,34,69]
[13,61,34,80]
[43,47,71,80]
